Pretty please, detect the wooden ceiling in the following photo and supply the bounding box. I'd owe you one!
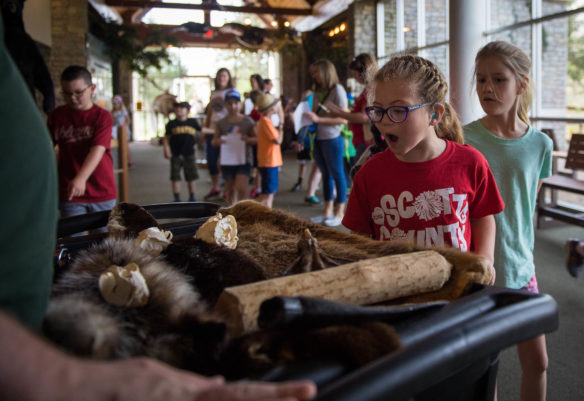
[99,0,346,48]
[104,0,315,25]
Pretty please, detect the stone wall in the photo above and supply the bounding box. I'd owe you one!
[490,0,568,146]
[50,0,89,106]
[349,0,377,59]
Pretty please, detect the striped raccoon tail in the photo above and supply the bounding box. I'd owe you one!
[43,294,140,359]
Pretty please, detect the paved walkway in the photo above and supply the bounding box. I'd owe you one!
[125,140,584,401]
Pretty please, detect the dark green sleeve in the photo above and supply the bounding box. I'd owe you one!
[0,14,58,331]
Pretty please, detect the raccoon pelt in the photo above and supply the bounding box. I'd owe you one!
[43,238,226,375]
[219,200,494,302]
[163,237,268,306]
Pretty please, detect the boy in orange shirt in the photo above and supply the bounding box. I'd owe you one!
[255,93,282,208]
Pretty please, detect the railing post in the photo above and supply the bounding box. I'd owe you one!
[118,125,129,202]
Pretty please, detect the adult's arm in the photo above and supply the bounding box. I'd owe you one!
[303,110,347,126]
[325,102,369,124]
[0,311,316,401]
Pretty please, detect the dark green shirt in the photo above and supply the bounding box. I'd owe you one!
[0,14,58,330]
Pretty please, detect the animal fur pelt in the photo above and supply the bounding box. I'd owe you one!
[219,200,494,303]
[45,200,492,379]
[221,322,401,380]
[163,237,268,306]
[1,0,55,113]
[44,238,226,375]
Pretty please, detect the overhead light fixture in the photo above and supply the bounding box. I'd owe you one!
[244,18,252,25]
[328,22,347,37]
[284,20,290,27]
[271,20,278,27]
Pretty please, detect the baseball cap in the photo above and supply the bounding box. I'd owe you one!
[173,101,191,109]
[224,88,241,102]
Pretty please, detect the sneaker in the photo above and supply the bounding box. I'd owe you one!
[566,238,583,278]
[323,216,343,227]
[305,195,320,205]
[204,189,221,201]
[250,188,261,199]
[188,196,196,202]
[310,215,327,224]
[290,182,302,192]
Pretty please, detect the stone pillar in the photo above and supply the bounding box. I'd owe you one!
[349,0,377,59]
[347,0,377,95]
[449,0,484,124]
[50,0,88,105]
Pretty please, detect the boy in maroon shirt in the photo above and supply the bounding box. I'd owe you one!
[47,66,116,219]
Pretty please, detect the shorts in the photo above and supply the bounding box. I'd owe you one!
[259,166,279,194]
[520,275,539,294]
[221,163,252,180]
[171,155,198,181]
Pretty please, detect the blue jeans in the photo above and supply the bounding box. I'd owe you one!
[60,200,117,236]
[313,136,347,203]
[205,134,220,175]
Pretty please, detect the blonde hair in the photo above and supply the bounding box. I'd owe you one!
[349,53,378,84]
[369,54,463,144]
[310,59,340,90]
[473,41,532,124]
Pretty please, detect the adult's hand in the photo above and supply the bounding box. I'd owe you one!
[303,111,319,124]
[59,357,317,401]
[0,312,317,401]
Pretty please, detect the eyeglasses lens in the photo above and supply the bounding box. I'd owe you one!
[389,108,407,123]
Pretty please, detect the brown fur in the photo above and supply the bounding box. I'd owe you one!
[46,201,491,379]
[220,200,493,301]
[221,322,401,380]
[107,202,161,238]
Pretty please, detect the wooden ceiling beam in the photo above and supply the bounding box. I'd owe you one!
[104,0,312,16]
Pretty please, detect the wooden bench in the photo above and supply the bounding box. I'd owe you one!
[537,133,584,228]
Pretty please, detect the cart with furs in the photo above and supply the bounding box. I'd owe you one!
[51,202,558,401]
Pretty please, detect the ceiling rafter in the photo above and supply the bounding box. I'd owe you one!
[104,0,313,16]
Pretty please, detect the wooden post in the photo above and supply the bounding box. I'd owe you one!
[214,250,453,335]
[117,125,129,202]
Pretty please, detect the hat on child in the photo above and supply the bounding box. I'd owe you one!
[113,94,123,103]
[224,88,241,102]
[173,101,191,109]
[256,92,279,113]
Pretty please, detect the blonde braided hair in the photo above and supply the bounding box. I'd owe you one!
[368,55,464,144]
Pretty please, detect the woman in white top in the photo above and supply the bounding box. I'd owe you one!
[203,68,233,200]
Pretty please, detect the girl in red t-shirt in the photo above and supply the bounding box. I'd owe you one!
[343,55,504,271]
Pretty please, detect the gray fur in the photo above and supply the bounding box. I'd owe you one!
[44,238,226,374]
